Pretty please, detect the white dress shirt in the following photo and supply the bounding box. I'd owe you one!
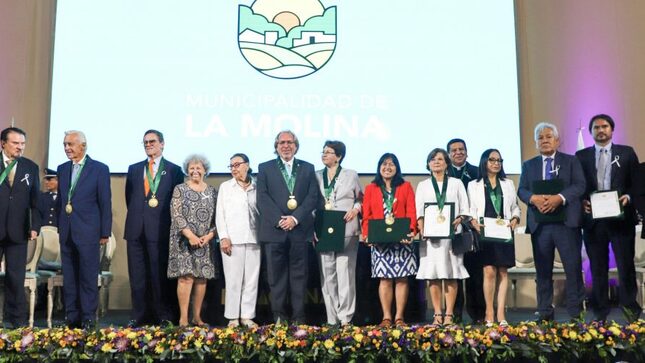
[216,177,259,244]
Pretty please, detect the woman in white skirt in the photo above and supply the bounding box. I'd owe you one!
[415,148,470,326]
[216,153,261,328]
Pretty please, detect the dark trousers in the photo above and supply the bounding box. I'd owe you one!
[127,236,175,323]
[60,234,100,323]
[454,251,486,322]
[531,224,585,318]
[584,220,640,320]
[264,239,309,322]
[0,238,28,325]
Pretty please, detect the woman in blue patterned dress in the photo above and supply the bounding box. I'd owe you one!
[168,154,218,327]
[361,153,417,327]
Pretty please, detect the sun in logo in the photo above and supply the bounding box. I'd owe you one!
[238,0,337,79]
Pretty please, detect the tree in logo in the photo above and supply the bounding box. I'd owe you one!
[238,0,337,79]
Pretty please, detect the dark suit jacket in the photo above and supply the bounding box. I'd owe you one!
[518,151,586,233]
[0,157,40,242]
[37,191,59,227]
[575,144,640,227]
[57,155,112,244]
[124,157,184,242]
[257,158,321,243]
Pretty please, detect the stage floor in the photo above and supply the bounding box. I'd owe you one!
[33,306,636,329]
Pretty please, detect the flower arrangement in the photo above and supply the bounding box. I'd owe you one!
[0,320,643,362]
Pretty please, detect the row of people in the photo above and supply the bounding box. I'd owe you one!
[1,113,642,328]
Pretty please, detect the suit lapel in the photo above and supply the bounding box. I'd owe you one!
[610,145,620,188]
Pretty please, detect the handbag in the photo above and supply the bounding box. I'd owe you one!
[451,216,480,255]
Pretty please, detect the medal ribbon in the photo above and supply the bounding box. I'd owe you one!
[430,174,449,214]
[67,161,87,204]
[380,185,397,215]
[0,159,17,185]
[485,177,503,218]
[277,158,298,194]
[323,166,341,201]
[145,158,165,196]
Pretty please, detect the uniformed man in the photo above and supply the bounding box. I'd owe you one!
[38,168,59,227]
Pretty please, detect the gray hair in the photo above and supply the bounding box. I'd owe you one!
[273,130,299,154]
[533,122,559,141]
[64,130,87,150]
[64,130,87,144]
[183,154,211,175]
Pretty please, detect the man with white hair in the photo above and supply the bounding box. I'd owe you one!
[518,122,586,321]
[57,130,112,329]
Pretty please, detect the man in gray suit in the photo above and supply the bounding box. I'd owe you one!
[257,130,321,324]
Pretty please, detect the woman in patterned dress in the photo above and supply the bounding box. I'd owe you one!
[415,148,470,326]
[168,154,218,327]
[361,153,417,327]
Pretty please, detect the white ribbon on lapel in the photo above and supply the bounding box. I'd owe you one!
[611,155,620,168]
[21,173,30,186]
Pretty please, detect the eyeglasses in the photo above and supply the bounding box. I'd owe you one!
[488,158,503,164]
[142,140,158,145]
[228,161,248,170]
[321,151,336,156]
[278,140,295,145]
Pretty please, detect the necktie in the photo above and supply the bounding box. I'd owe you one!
[5,160,15,186]
[71,163,80,182]
[597,148,609,190]
[144,159,155,196]
[544,157,553,180]
[286,162,292,176]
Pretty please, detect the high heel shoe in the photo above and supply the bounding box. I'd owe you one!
[431,313,443,327]
[443,314,454,326]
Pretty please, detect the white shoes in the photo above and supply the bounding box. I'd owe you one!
[228,319,240,328]
[240,319,258,328]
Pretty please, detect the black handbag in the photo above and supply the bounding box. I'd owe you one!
[451,216,480,255]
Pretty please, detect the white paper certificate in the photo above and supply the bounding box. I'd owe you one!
[481,217,512,241]
[423,203,454,238]
[590,190,622,219]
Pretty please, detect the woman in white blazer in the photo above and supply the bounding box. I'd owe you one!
[216,153,261,328]
[467,149,520,327]
[315,140,363,326]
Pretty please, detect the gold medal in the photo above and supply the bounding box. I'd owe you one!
[327,227,334,234]
[148,196,159,208]
[324,200,333,210]
[287,196,298,210]
[437,214,446,223]
[496,217,506,226]
[65,202,73,215]
[385,214,395,225]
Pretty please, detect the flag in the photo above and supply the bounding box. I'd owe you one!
[576,127,585,151]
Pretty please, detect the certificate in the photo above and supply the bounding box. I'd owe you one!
[531,179,565,223]
[367,217,411,244]
[480,217,513,243]
[590,190,624,220]
[314,210,346,252]
[423,202,455,239]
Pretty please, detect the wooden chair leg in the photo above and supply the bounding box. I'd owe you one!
[47,283,54,328]
[29,284,36,328]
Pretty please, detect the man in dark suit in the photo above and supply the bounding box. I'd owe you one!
[0,127,40,328]
[124,129,184,326]
[37,168,59,227]
[57,130,112,329]
[575,114,641,321]
[257,130,320,324]
[446,138,485,323]
[518,122,586,321]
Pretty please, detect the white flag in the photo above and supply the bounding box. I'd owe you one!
[577,127,585,151]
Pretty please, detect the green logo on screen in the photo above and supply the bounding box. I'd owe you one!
[238,0,337,79]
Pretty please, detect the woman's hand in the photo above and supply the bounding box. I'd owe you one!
[471,218,481,233]
[220,238,232,256]
[188,235,201,248]
[452,216,463,231]
[344,208,360,222]
[400,231,415,245]
[509,217,519,230]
